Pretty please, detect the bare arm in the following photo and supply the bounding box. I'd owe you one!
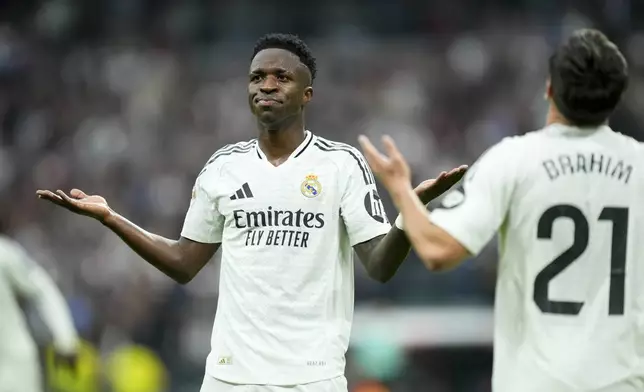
[358,135,470,271]
[388,185,468,270]
[37,189,219,284]
[353,229,410,283]
[102,212,220,283]
[353,168,467,282]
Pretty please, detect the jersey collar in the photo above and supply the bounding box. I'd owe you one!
[545,123,612,137]
[255,130,314,161]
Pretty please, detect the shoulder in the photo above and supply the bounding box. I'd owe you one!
[0,236,25,268]
[473,135,526,166]
[198,139,257,178]
[0,236,21,254]
[463,135,530,186]
[313,136,362,155]
[312,136,374,185]
[608,129,644,152]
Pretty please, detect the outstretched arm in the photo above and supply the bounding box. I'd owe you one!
[37,189,219,284]
[353,169,467,281]
[336,144,466,282]
[358,136,471,271]
[378,181,468,271]
[359,135,515,271]
[102,212,220,283]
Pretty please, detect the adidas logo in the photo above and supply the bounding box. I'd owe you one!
[217,356,232,365]
[230,183,254,200]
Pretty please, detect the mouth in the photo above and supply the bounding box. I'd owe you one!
[255,97,282,107]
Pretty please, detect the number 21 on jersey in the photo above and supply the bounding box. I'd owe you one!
[534,204,628,316]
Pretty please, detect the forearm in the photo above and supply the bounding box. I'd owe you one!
[101,212,190,283]
[391,185,449,268]
[363,228,412,283]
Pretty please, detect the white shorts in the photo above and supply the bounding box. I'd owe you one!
[199,374,348,392]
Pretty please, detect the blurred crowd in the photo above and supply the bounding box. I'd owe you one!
[1,0,644,391]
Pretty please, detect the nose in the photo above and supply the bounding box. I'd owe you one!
[260,76,278,94]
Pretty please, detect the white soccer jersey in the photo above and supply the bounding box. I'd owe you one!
[0,237,79,392]
[430,124,644,392]
[181,131,391,385]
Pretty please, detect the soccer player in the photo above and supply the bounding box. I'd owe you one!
[358,29,638,392]
[36,33,465,392]
[0,235,79,392]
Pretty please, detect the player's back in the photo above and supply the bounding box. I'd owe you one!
[493,123,644,392]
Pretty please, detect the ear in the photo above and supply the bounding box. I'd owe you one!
[303,86,313,105]
[545,79,552,100]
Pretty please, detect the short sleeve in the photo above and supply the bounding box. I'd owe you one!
[340,150,392,246]
[429,138,518,256]
[180,171,224,244]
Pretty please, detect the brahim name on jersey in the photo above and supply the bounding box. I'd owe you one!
[542,152,633,184]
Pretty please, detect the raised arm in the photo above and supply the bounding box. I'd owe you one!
[337,146,466,283]
[353,169,467,280]
[36,188,219,284]
[358,135,514,271]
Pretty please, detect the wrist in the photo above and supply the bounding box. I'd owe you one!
[394,213,405,230]
[100,209,118,226]
[389,181,414,202]
[394,200,430,231]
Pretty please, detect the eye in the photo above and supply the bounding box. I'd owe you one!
[250,74,261,82]
[277,74,289,82]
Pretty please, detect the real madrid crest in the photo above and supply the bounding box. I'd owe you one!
[301,174,322,198]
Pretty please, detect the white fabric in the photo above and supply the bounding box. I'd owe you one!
[0,236,79,392]
[182,132,390,385]
[430,124,644,392]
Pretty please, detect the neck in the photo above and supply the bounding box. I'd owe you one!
[545,103,571,127]
[257,115,307,161]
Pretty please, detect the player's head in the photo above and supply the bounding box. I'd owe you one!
[249,33,316,127]
[547,29,628,127]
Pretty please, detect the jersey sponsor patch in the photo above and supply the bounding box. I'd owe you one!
[234,207,326,249]
[364,189,387,223]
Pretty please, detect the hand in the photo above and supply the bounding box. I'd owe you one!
[36,188,112,222]
[358,135,413,194]
[414,166,468,205]
[359,134,468,202]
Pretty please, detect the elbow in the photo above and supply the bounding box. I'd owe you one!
[174,273,194,285]
[369,271,391,284]
[168,256,196,285]
[376,275,392,284]
[423,260,451,272]
[173,267,197,285]
[366,265,394,284]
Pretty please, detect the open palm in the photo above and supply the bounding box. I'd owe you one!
[413,167,468,204]
[358,135,468,202]
[36,189,112,222]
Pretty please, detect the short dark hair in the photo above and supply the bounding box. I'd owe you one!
[252,33,317,83]
[549,29,628,127]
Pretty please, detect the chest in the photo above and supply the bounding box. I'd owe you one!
[215,159,342,229]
